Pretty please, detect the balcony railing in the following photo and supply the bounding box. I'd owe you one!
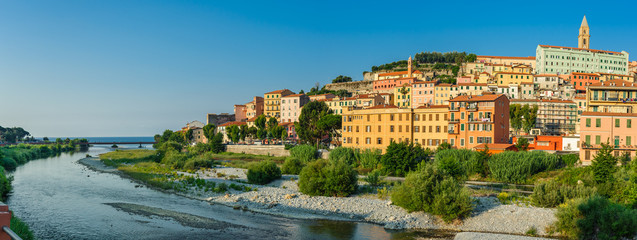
[449,118,459,123]
[448,129,459,135]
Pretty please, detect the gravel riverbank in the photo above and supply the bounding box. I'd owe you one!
[78,157,558,238]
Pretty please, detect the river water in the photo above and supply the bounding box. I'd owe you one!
[5,146,432,240]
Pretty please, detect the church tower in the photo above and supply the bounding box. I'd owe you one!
[408,56,412,77]
[578,16,590,49]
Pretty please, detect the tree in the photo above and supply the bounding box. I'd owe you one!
[331,75,353,83]
[239,125,249,141]
[381,141,431,177]
[202,124,216,141]
[316,114,342,145]
[280,129,287,141]
[591,143,617,184]
[437,142,452,151]
[522,105,539,133]
[465,54,477,62]
[226,125,240,143]
[296,101,338,146]
[255,115,267,130]
[185,129,194,143]
[267,117,278,130]
[475,145,491,177]
[510,104,523,134]
[515,138,530,151]
[210,133,225,153]
[43,137,50,143]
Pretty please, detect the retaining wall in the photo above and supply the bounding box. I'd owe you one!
[225,145,290,157]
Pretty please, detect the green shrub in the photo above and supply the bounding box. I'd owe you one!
[364,170,383,187]
[488,151,563,183]
[216,182,228,192]
[358,149,381,169]
[391,163,472,222]
[160,151,188,169]
[561,154,580,167]
[210,133,226,153]
[591,143,618,184]
[10,216,34,240]
[531,180,596,208]
[281,157,304,175]
[246,161,281,185]
[190,143,211,155]
[435,155,464,180]
[435,149,479,176]
[289,145,317,163]
[298,159,358,197]
[183,154,214,170]
[329,147,357,166]
[554,195,637,240]
[0,166,12,201]
[0,157,17,171]
[381,142,431,177]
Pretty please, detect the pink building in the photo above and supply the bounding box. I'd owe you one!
[411,81,435,108]
[580,111,637,165]
[245,96,264,120]
[280,94,310,123]
[456,76,472,84]
[373,77,418,92]
[234,104,247,122]
[280,122,299,141]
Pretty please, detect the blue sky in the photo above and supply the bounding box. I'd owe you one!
[1,0,636,137]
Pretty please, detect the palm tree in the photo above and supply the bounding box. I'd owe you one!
[399,84,410,108]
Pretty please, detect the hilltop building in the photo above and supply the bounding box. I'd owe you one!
[536,17,629,75]
[280,94,310,123]
[264,89,294,120]
[245,96,264,120]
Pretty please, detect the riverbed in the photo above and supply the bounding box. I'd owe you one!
[5,146,436,240]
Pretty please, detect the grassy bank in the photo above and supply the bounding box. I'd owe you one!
[100,149,158,167]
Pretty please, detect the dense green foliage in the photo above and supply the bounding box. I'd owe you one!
[331,75,353,83]
[510,104,539,134]
[210,133,225,153]
[10,215,34,240]
[364,169,383,187]
[298,159,358,197]
[561,154,580,167]
[328,147,357,166]
[391,163,473,222]
[380,142,431,177]
[358,149,381,169]
[554,196,637,240]
[281,157,304,175]
[591,143,617,184]
[289,144,317,163]
[0,126,30,143]
[0,166,12,201]
[488,151,563,183]
[295,101,341,146]
[434,149,482,176]
[531,180,596,208]
[247,161,282,185]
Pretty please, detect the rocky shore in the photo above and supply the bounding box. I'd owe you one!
[78,157,557,238]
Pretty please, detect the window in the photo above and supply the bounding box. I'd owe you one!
[366,126,371,132]
[378,126,381,132]
[377,138,382,145]
[366,138,371,144]
[436,126,441,133]
[414,126,420,132]
[398,125,402,132]
[390,126,394,132]
[628,119,632,128]
[596,119,601,128]
[429,126,433,132]
[586,118,591,127]
[469,137,473,144]
[616,119,620,128]
[390,114,394,121]
[460,124,465,131]
[595,135,601,145]
[627,136,632,146]
[460,139,465,146]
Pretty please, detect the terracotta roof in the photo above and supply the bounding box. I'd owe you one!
[219,121,247,127]
[595,72,633,77]
[367,104,399,109]
[265,89,292,94]
[539,45,624,55]
[480,72,491,76]
[494,72,533,75]
[477,55,536,60]
[416,105,449,109]
[378,70,423,77]
[436,83,453,87]
[582,112,637,117]
[247,116,258,122]
[535,74,559,77]
[278,122,295,126]
[449,94,507,102]
[234,104,246,107]
[282,94,306,98]
[510,99,575,104]
[458,83,488,86]
[571,72,601,76]
[589,79,636,87]
[473,143,517,150]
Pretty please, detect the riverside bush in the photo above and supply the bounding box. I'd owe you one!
[183,154,214,170]
[281,157,304,175]
[561,154,580,167]
[554,195,637,239]
[489,151,563,183]
[364,170,383,187]
[298,159,358,197]
[434,149,479,176]
[531,180,596,208]
[10,216,34,240]
[0,157,18,171]
[391,163,472,222]
[161,151,188,169]
[380,142,431,177]
[0,166,12,201]
[435,155,464,180]
[358,149,381,169]
[328,147,357,166]
[246,161,281,185]
[289,145,317,163]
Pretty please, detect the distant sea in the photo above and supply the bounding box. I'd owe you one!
[43,137,155,143]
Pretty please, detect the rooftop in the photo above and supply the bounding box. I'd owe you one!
[477,55,536,60]
[539,45,624,55]
[449,94,506,102]
[265,89,293,94]
[589,79,636,87]
[581,111,637,117]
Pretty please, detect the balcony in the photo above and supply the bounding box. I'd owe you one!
[449,107,459,112]
[448,129,459,135]
[449,118,459,123]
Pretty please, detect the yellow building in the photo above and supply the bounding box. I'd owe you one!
[341,104,449,152]
[475,72,491,84]
[393,84,413,108]
[264,89,294,119]
[586,79,637,113]
[597,72,634,82]
[495,72,533,85]
[434,83,455,105]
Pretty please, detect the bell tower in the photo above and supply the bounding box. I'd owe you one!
[408,56,413,77]
[578,16,590,49]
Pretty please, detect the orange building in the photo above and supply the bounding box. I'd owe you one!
[512,135,563,151]
[571,72,600,93]
[473,143,517,154]
[448,94,510,149]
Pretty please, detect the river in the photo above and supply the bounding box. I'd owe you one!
[5,145,441,240]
